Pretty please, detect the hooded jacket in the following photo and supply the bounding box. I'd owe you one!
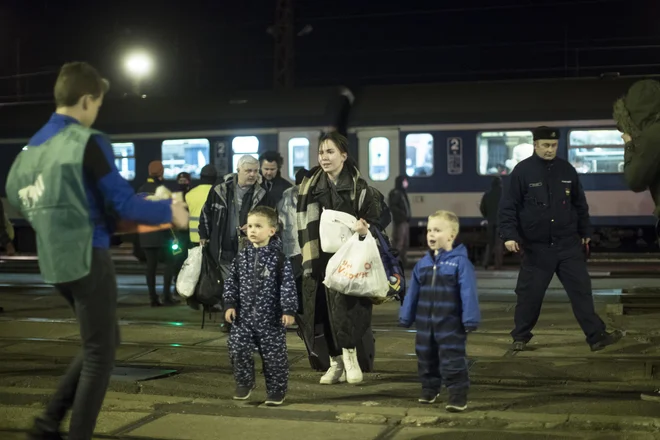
[613,79,660,216]
[223,237,298,328]
[399,244,480,330]
[198,173,272,265]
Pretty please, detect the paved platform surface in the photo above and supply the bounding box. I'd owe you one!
[1,274,660,439]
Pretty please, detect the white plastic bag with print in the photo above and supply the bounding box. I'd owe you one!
[176,245,203,298]
[323,232,389,299]
[319,208,358,253]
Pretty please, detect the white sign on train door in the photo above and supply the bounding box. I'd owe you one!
[278,131,321,183]
[356,128,400,237]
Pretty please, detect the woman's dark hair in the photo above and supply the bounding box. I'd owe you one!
[318,131,357,171]
[319,131,349,154]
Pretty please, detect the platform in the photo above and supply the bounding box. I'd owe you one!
[1,274,660,438]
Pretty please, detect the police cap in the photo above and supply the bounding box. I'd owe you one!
[533,126,560,141]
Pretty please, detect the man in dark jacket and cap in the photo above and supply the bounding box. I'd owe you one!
[389,176,411,266]
[480,176,503,269]
[614,79,660,403]
[499,126,623,353]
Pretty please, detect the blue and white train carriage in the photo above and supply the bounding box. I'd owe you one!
[0,75,656,252]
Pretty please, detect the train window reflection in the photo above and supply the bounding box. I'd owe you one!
[369,137,390,181]
[161,139,211,179]
[477,131,533,175]
[405,133,434,177]
[288,137,310,180]
[232,136,260,174]
[112,142,136,181]
[568,130,624,174]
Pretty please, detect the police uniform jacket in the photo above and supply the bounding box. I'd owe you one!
[498,154,591,246]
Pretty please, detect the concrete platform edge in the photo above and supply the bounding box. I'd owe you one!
[0,386,659,434]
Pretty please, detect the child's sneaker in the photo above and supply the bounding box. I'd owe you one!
[445,393,467,412]
[233,384,255,400]
[264,392,286,406]
[418,389,439,404]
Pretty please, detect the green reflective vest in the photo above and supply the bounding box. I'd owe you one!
[6,124,100,284]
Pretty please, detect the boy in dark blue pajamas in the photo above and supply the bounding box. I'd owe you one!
[224,206,298,406]
[400,210,480,412]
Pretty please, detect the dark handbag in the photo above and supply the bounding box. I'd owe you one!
[195,246,223,307]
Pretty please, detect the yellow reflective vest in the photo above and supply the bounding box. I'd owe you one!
[185,184,213,243]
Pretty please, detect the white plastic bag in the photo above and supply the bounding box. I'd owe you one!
[323,232,389,299]
[319,208,358,253]
[176,245,203,298]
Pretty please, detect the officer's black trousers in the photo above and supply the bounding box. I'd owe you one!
[511,242,606,345]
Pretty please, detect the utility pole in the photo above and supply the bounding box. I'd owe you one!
[272,0,294,89]
[269,0,312,89]
[16,38,21,101]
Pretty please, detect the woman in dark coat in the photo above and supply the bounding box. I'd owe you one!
[296,131,381,385]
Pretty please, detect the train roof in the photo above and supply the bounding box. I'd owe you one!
[0,75,652,138]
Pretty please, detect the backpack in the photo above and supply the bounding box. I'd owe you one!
[357,187,404,304]
[372,228,406,304]
[194,246,224,329]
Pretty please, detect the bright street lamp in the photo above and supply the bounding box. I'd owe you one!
[124,52,153,95]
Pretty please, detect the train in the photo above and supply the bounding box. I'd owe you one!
[0,75,658,254]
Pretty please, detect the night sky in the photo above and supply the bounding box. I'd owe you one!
[1,0,658,101]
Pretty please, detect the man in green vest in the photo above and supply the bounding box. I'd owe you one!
[7,62,189,440]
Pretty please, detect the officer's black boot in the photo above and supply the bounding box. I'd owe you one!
[590,330,624,352]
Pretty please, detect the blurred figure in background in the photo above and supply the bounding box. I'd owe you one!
[388,176,411,267]
[479,177,503,270]
[186,165,217,247]
[138,161,179,307]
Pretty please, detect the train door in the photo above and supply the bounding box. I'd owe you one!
[357,129,400,236]
[278,131,321,183]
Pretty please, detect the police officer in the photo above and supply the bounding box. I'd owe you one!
[498,126,624,352]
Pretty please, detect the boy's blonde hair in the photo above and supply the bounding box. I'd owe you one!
[428,210,460,235]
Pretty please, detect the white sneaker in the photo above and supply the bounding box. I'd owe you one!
[342,348,363,384]
[319,355,346,384]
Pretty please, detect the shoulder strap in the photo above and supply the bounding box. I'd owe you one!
[357,188,367,212]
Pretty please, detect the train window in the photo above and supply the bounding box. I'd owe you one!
[369,137,390,181]
[161,138,211,180]
[568,130,624,174]
[405,133,434,177]
[232,136,260,173]
[111,142,136,181]
[477,131,533,175]
[288,137,310,180]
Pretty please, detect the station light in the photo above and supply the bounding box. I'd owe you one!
[125,52,153,79]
